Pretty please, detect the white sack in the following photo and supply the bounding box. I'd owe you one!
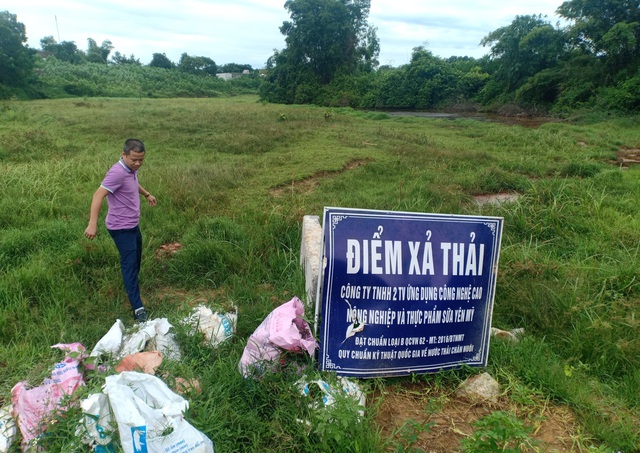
[104,372,213,453]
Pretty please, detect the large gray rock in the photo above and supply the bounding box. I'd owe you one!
[455,372,501,403]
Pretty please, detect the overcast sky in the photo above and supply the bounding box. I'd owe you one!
[8,0,565,68]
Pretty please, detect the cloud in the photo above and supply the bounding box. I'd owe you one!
[12,0,564,68]
[369,0,563,64]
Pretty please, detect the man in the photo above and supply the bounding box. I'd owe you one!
[84,139,157,322]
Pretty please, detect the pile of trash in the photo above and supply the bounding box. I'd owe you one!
[0,297,366,452]
[0,304,236,453]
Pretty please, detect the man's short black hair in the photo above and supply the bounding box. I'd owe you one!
[123,138,145,154]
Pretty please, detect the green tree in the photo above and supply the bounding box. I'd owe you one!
[375,67,416,108]
[481,15,566,92]
[373,47,480,109]
[0,11,36,93]
[407,47,458,108]
[218,63,253,73]
[261,0,379,104]
[550,0,640,110]
[178,53,217,75]
[601,21,640,71]
[149,52,175,69]
[280,0,378,83]
[261,48,317,104]
[86,38,113,63]
[40,36,85,64]
[110,51,141,65]
[558,0,640,66]
[357,23,380,72]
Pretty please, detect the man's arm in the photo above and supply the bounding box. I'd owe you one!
[84,187,110,240]
[138,184,157,207]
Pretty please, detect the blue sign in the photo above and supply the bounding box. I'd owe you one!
[318,207,503,378]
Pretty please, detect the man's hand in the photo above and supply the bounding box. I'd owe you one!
[86,187,109,241]
[84,224,97,240]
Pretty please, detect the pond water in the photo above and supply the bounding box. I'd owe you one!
[377,110,558,128]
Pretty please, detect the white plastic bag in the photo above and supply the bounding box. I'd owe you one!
[295,375,366,431]
[0,405,16,453]
[183,305,237,347]
[104,372,213,453]
[89,320,126,360]
[146,318,181,361]
[297,376,366,417]
[119,322,159,359]
[76,393,115,451]
[90,319,182,364]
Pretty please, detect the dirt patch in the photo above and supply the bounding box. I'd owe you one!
[381,110,561,128]
[616,148,640,168]
[150,284,289,312]
[474,192,521,206]
[151,286,231,311]
[374,382,578,452]
[155,242,183,260]
[270,159,372,197]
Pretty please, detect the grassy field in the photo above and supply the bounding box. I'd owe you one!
[1,96,639,452]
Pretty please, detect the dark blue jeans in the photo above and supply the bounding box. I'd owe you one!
[108,225,144,312]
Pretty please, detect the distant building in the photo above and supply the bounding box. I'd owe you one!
[216,71,251,81]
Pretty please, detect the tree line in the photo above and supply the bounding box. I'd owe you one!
[39,34,252,75]
[0,10,257,99]
[3,0,640,114]
[261,0,640,114]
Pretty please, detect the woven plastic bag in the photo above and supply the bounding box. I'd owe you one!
[104,371,213,453]
[183,305,237,347]
[11,343,86,448]
[239,296,316,377]
[0,405,17,453]
[76,393,116,452]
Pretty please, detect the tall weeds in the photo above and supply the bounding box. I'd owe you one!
[1,97,639,450]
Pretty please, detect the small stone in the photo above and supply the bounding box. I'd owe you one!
[491,327,524,342]
[456,372,501,403]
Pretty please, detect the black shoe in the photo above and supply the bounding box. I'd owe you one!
[134,308,148,323]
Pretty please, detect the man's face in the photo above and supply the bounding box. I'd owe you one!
[122,150,145,170]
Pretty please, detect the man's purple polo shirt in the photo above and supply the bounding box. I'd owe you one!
[101,158,140,230]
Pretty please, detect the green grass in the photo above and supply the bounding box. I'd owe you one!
[1,96,639,451]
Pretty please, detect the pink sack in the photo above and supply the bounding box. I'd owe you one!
[11,343,86,449]
[239,296,317,377]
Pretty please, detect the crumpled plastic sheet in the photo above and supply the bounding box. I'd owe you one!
[238,296,317,377]
[11,343,87,449]
[88,318,181,366]
[297,376,366,417]
[88,320,126,365]
[182,305,237,347]
[0,404,17,453]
